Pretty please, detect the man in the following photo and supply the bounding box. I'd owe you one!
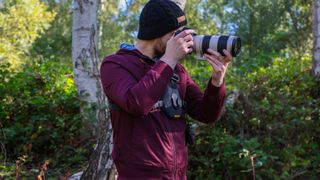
[100,0,232,179]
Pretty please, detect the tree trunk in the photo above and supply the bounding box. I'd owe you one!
[248,0,254,57]
[170,0,186,10]
[313,0,320,77]
[71,0,113,179]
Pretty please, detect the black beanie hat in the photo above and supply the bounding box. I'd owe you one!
[138,0,188,40]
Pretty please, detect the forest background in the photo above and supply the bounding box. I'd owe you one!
[0,0,319,179]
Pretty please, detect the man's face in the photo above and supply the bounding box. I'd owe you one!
[153,30,175,58]
[153,27,183,58]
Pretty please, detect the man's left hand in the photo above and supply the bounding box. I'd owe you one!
[203,49,232,87]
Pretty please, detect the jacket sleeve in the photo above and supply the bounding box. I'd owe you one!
[185,72,226,124]
[100,59,173,116]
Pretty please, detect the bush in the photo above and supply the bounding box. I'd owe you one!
[185,55,320,179]
[0,59,93,178]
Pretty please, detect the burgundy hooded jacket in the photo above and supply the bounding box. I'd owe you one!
[100,48,226,179]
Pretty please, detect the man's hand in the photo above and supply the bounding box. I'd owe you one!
[161,29,194,69]
[204,49,232,87]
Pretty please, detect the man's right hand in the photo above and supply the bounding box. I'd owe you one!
[161,29,194,69]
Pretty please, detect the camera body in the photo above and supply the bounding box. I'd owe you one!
[175,27,241,59]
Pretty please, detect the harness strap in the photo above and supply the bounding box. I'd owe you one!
[108,102,123,112]
[109,100,187,112]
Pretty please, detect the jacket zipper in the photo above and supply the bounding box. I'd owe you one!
[172,132,177,180]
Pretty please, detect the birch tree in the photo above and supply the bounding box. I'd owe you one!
[71,0,113,179]
[313,0,320,77]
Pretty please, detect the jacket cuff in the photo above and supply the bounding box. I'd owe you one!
[205,78,226,100]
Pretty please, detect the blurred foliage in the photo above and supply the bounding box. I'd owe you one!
[0,59,92,178]
[0,0,56,67]
[185,55,320,179]
[0,0,319,179]
[220,0,312,74]
[31,0,72,60]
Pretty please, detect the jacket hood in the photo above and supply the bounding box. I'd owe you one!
[116,44,156,65]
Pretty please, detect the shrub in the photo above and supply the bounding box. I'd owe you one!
[185,55,320,179]
[0,59,92,178]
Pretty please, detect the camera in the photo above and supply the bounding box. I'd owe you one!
[175,27,241,59]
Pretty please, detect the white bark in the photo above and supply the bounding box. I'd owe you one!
[313,0,320,78]
[72,0,101,106]
[98,0,105,50]
[71,0,113,179]
[170,0,186,10]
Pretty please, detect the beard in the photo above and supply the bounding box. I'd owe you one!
[153,40,166,59]
[153,47,165,59]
